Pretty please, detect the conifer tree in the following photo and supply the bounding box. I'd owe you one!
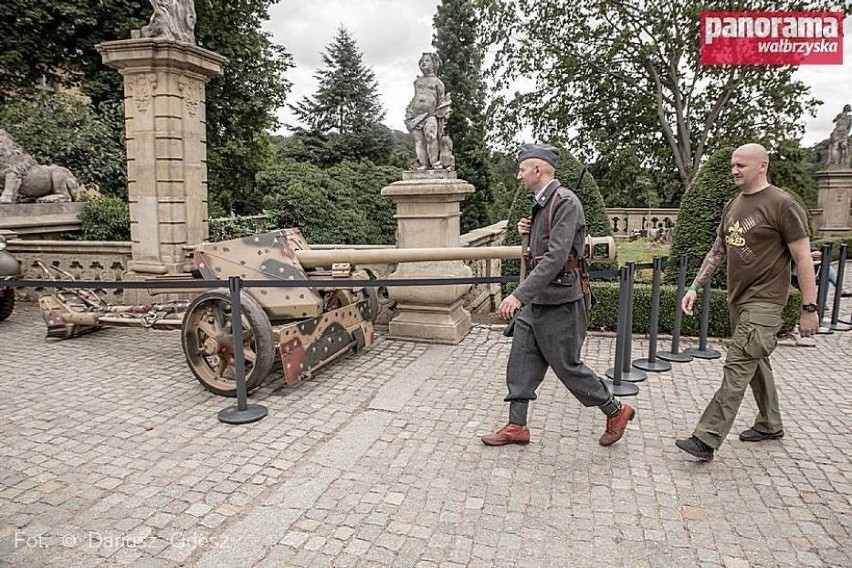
[433,0,494,232]
[292,27,385,135]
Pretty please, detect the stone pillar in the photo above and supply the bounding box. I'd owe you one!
[381,171,474,344]
[97,39,225,274]
[815,169,852,237]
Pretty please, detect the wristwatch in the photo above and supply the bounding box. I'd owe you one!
[801,303,818,313]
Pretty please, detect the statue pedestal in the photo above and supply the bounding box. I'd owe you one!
[0,202,84,238]
[97,39,226,275]
[815,169,852,236]
[381,172,474,344]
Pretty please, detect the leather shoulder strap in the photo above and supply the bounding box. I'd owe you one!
[547,186,572,233]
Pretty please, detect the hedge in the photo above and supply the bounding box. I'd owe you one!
[812,236,852,262]
[588,282,802,337]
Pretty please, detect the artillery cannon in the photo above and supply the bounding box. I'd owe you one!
[37,228,615,396]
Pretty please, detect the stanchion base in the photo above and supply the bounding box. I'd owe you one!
[684,347,721,360]
[601,378,639,397]
[816,326,834,335]
[830,322,852,331]
[838,318,852,326]
[218,404,268,424]
[656,351,694,363]
[621,368,648,383]
[632,358,672,372]
[604,367,647,382]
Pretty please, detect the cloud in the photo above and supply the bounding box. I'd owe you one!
[795,16,852,146]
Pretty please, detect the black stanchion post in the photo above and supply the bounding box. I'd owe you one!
[603,266,639,397]
[634,257,671,372]
[816,243,834,335]
[830,243,852,331]
[684,282,721,359]
[657,255,694,363]
[218,276,268,424]
[607,262,646,382]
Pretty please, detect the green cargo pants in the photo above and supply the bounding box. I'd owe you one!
[693,301,785,450]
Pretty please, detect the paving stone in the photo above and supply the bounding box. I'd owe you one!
[0,304,850,567]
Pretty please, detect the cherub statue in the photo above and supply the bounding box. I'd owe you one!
[405,52,454,170]
[827,104,851,168]
[139,0,197,45]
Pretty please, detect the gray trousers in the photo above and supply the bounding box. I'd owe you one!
[505,300,614,423]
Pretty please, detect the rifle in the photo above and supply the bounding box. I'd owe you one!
[503,168,588,337]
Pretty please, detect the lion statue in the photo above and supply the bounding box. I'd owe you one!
[0,129,79,204]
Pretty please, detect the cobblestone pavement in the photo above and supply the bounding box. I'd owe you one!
[1,300,850,568]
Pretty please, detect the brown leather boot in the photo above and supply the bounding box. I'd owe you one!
[599,404,635,446]
[481,423,530,446]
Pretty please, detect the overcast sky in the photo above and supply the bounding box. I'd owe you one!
[264,2,851,148]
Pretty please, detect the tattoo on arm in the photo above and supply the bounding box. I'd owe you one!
[693,237,726,288]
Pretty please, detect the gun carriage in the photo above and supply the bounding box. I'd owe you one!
[37,228,614,396]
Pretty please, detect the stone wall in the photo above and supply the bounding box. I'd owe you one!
[8,239,132,302]
[0,203,84,238]
[7,221,509,319]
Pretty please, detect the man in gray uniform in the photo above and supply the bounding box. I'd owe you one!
[481,144,635,447]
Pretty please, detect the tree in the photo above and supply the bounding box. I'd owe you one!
[768,140,819,209]
[196,0,293,216]
[667,147,737,288]
[433,0,495,232]
[275,125,401,169]
[0,1,147,105]
[0,93,127,198]
[291,27,385,135]
[258,159,399,245]
[0,0,292,217]
[479,0,830,203]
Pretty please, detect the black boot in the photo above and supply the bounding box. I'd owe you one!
[675,436,714,461]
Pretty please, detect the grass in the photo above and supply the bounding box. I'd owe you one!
[615,238,671,282]
[616,238,670,266]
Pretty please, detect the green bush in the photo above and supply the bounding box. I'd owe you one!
[80,197,130,241]
[258,158,400,245]
[588,282,801,337]
[667,147,737,288]
[553,147,613,239]
[812,236,852,262]
[0,93,127,198]
[209,215,274,242]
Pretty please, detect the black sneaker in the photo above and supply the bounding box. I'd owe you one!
[675,436,714,461]
[739,427,784,442]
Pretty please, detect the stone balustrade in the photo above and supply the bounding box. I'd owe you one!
[605,208,679,239]
[6,222,509,323]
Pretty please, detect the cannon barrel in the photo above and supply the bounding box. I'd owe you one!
[294,236,615,268]
[296,246,521,267]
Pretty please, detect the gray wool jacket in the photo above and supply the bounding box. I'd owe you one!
[512,179,586,306]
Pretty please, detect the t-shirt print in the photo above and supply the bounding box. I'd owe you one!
[724,213,764,264]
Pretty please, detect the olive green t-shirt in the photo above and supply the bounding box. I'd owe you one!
[717,185,809,305]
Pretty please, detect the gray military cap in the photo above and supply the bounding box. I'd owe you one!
[518,143,559,168]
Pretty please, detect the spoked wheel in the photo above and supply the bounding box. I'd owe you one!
[181,289,275,397]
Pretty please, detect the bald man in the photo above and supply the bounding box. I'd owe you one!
[675,143,818,461]
[481,144,635,447]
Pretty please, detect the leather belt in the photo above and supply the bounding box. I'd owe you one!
[526,256,584,276]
